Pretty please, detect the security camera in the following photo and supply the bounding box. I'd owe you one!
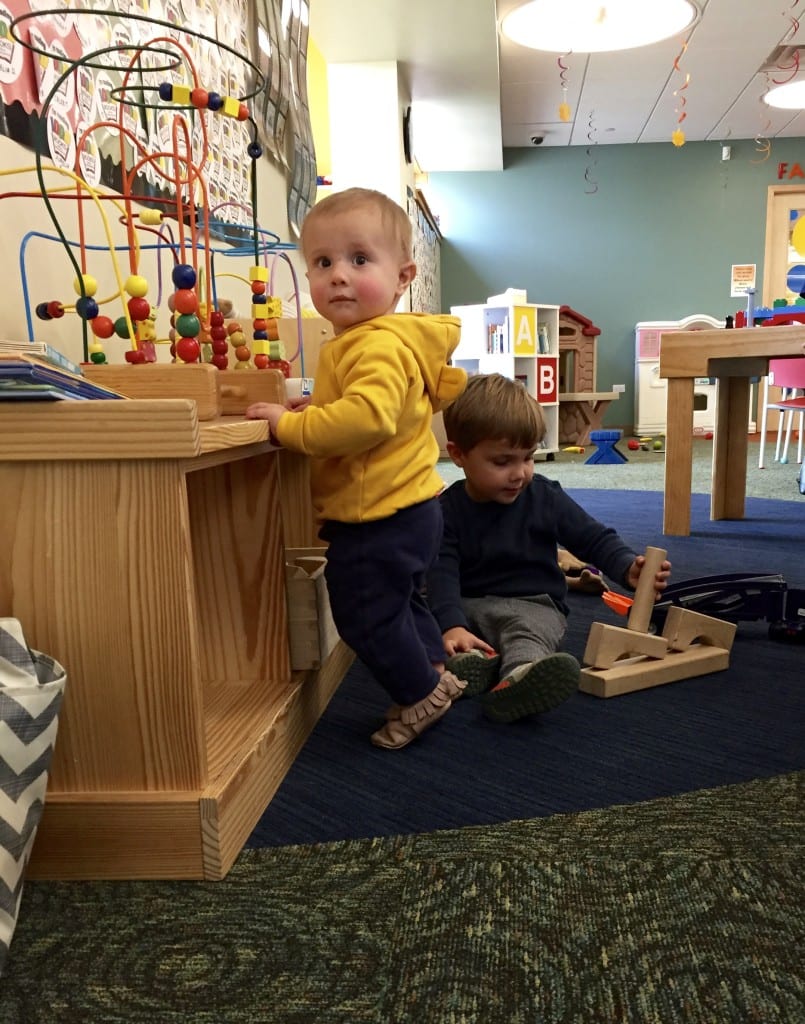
[530,135,544,145]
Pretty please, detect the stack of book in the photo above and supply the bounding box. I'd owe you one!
[0,342,124,401]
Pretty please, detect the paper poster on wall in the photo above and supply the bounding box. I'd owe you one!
[730,263,756,298]
[0,0,255,206]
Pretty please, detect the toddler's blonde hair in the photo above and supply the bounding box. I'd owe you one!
[301,187,413,263]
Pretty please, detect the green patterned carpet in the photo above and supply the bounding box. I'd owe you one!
[3,772,803,1023]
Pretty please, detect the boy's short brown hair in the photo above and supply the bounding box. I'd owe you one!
[442,373,547,453]
[301,187,413,262]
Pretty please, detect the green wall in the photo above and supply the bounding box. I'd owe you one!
[427,139,805,430]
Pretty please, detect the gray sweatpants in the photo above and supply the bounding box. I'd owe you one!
[461,594,567,682]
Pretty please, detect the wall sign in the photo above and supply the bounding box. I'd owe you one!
[730,263,756,298]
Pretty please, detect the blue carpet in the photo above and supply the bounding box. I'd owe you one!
[248,490,805,848]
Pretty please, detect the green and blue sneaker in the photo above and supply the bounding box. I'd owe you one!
[480,652,580,723]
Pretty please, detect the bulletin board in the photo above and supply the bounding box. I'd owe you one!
[408,187,441,314]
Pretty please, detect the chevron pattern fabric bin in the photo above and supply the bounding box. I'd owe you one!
[0,619,66,976]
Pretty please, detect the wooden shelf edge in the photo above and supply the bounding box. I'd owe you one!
[27,642,354,881]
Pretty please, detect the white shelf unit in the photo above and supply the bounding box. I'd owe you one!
[450,301,561,456]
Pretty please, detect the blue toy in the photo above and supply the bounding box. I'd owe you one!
[585,429,627,465]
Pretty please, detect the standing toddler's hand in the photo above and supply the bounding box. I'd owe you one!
[245,401,289,445]
[246,401,287,430]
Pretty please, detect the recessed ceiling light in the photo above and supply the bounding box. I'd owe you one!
[500,0,698,54]
[764,79,805,109]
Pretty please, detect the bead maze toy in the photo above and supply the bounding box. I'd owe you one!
[1,7,310,400]
[579,546,737,698]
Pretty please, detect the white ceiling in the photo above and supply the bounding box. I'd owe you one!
[309,0,805,172]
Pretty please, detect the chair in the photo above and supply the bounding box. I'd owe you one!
[758,358,805,468]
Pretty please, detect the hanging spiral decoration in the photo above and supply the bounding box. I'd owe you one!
[671,39,689,147]
[558,53,572,122]
[584,110,598,195]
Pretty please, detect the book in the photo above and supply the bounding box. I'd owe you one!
[0,379,81,401]
[0,354,124,401]
[0,340,83,377]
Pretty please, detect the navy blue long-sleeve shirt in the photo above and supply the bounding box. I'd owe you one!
[427,474,637,631]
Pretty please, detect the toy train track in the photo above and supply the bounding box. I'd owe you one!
[649,572,805,644]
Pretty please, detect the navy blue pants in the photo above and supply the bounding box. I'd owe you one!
[319,498,446,706]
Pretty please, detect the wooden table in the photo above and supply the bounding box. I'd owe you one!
[0,399,352,880]
[558,391,620,445]
[659,324,805,535]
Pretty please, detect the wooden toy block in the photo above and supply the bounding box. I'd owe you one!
[583,621,667,669]
[579,545,735,697]
[626,545,667,633]
[579,645,731,698]
[83,362,220,420]
[662,606,737,652]
[216,367,286,414]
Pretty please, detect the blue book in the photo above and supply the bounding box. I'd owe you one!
[0,355,123,400]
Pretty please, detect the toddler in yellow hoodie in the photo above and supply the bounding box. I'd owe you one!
[247,188,466,749]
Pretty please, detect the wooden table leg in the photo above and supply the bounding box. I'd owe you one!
[711,376,751,520]
[663,378,694,535]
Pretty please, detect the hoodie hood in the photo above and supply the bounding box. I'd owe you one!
[353,313,467,411]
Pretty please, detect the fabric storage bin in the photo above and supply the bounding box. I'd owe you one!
[0,619,66,976]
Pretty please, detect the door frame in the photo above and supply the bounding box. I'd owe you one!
[762,185,805,431]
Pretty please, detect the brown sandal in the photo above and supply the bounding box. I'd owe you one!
[382,671,466,722]
[372,672,466,748]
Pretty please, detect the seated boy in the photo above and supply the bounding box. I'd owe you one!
[426,373,671,723]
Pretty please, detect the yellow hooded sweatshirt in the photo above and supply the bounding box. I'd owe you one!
[275,313,466,523]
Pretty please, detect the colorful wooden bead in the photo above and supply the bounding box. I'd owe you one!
[91,315,115,338]
[114,316,133,339]
[73,273,97,297]
[173,289,198,315]
[75,296,99,319]
[172,264,196,289]
[175,337,201,363]
[124,274,148,298]
[127,296,151,322]
[267,359,291,377]
[175,313,200,338]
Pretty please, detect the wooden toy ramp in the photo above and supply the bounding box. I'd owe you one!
[579,546,736,698]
